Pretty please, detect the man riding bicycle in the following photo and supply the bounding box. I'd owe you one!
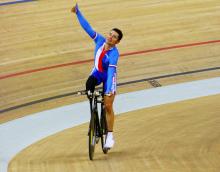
[71,3,123,149]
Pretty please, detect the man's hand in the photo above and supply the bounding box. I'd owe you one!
[71,3,78,13]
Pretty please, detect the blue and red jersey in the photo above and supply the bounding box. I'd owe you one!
[75,5,119,94]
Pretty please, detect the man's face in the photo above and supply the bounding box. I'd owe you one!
[106,30,120,46]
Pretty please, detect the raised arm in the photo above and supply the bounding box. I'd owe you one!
[71,4,97,39]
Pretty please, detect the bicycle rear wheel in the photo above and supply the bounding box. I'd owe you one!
[100,109,108,154]
[88,110,96,160]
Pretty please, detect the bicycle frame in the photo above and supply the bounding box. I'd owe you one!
[85,90,108,160]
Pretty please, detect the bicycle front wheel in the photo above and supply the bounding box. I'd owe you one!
[88,110,96,160]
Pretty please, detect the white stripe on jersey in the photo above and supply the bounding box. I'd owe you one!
[111,72,117,93]
[109,64,117,68]
[94,43,105,70]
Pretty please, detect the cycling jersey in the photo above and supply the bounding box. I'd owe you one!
[76,6,119,94]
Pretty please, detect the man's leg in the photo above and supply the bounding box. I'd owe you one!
[104,94,115,148]
[104,94,115,131]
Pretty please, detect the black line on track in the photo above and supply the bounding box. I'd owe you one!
[0,0,35,6]
[1,66,220,114]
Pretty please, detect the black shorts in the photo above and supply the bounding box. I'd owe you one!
[86,75,98,93]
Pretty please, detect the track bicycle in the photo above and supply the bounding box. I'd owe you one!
[78,89,109,160]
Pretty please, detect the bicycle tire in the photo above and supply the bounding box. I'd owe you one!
[88,110,96,160]
[100,108,108,154]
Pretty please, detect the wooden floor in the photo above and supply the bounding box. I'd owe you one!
[1,0,220,171]
[8,94,220,172]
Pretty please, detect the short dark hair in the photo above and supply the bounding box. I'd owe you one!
[112,28,123,41]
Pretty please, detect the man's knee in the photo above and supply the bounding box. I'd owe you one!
[104,99,114,114]
[105,103,112,112]
[104,95,115,113]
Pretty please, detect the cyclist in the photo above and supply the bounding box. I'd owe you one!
[71,3,123,149]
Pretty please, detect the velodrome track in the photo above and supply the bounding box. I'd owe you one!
[1,0,220,172]
[0,78,220,172]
